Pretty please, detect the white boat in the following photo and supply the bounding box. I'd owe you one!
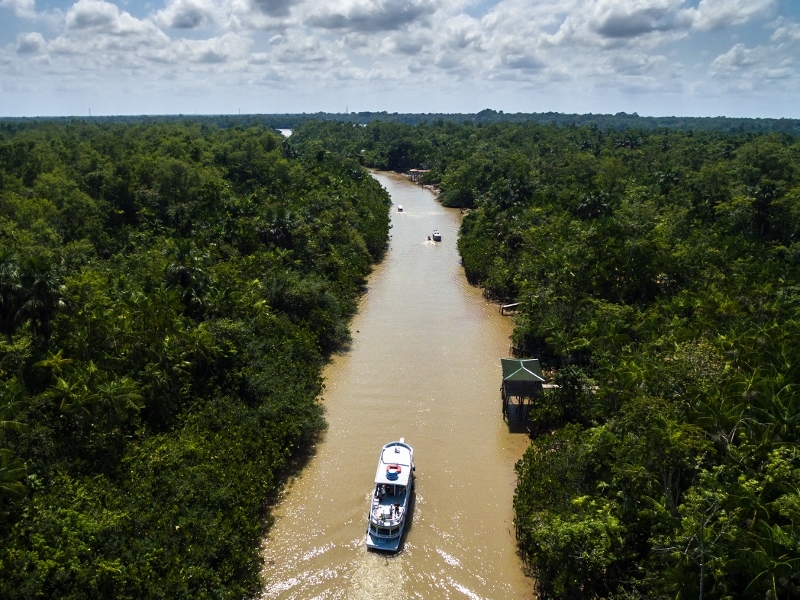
[366,439,415,552]
[397,205,403,212]
[431,229,442,242]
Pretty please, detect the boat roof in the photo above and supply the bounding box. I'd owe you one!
[374,441,413,486]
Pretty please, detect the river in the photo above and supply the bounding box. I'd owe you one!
[260,172,533,599]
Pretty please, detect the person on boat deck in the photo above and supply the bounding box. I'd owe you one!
[394,503,400,517]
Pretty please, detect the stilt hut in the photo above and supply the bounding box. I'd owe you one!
[407,169,429,183]
[501,358,545,420]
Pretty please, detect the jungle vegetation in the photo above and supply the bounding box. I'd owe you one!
[5,109,800,134]
[291,119,800,599]
[0,120,390,598]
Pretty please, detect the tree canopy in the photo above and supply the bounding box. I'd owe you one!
[0,120,390,598]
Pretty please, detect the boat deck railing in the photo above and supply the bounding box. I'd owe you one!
[370,492,406,526]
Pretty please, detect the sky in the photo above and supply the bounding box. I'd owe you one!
[1,0,799,118]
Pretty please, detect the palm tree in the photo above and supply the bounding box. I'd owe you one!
[0,248,22,343]
[577,192,611,220]
[18,253,68,344]
[55,362,143,430]
[261,206,296,248]
[164,239,210,317]
[0,449,26,500]
[744,522,800,600]
[0,377,27,501]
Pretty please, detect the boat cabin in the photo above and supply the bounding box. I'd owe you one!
[367,440,414,552]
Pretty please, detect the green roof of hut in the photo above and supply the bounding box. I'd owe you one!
[501,358,545,382]
[501,358,545,398]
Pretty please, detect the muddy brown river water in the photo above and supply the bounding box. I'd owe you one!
[260,172,533,599]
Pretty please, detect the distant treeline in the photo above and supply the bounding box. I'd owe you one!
[291,119,800,599]
[3,108,800,134]
[0,121,390,597]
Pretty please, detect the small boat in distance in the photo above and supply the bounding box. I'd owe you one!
[397,205,403,212]
[431,229,442,242]
[366,439,415,552]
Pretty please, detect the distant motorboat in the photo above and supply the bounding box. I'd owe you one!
[366,439,415,552]
[397,205,403,212]
[431,230,442,242]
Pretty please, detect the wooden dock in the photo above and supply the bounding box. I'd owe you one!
[407,169,430,183]
[499,302,520,315]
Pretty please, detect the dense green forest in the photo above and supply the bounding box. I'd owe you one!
[6,109,800,134]
[0,121,390,597]
[290,119,800,598]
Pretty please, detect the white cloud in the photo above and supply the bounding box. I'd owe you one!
[271,36,336,64]
[440,15,482,50]
[0,0,797,117]
[589,0,684,39]
[378,31,432,55]
[771,19,800,45]
[485,0,777,53]
[51,0,170,57]
[154,0,218,29]
[610,52,671,76]
[64,0,161,37]
[65,0,119,30]
[223,0,298,30]
[171,32,250,63]
[711,43,759,73]
[0,0,35,19]
[501,52,544,70]
[709,40,795,86]
[306,0,436,32]
[503,0,689,52]
[680,0,776,31]
[250,0,297,18]
[16,31,46,54]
